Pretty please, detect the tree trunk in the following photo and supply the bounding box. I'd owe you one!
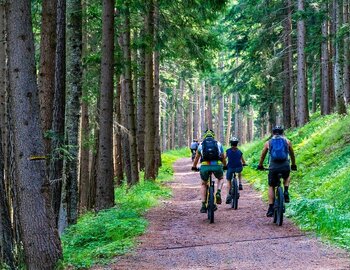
[343,0,350,104]
[206,83,213,130]
[154,0,161,170]
[0,3,14,267]
[225,93,233,145]
[193,84,199,140]
[321,10,331,115]
[50,0,66,222]
[218,88,224,143]
[177,78,184,147]
[296,0,309,126]
[312,63,317,113]
[38,0,57,154]
[137,30,146,170]
[59,0,82,232]
[234,93,239,138]
[96,0,115,210]
[283,0,292,128]
[334,0,347,114]
[7,1,62,268]
[144,0,156,180]
[114,82,123,185]
[79,0,89,213]
[122,3,139,184]
[200,81,206,137]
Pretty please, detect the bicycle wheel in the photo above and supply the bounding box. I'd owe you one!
[231,177,239,210]
[207,185,215,223]
[275,186,284,226]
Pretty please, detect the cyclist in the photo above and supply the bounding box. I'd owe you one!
[257,125,297,217]
[225,137,246,204]
[191,129,227,213]
[190,139,199,161]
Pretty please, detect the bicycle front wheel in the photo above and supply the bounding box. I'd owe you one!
[231,178,239,210]
[207,185,215,223]
[274,186,284,226]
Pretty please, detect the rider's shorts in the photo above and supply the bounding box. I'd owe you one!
[226,167,243,180]
[268,168,290,187]
[200,165,223,181]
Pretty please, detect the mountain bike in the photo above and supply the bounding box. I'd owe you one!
[191,149,196,161]
[206,171,216,223]
[258,167,285,226]
[273,173,285,226]
[230,171,239,210]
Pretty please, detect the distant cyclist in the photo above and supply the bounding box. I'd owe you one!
[191,129,227,213]
[225,137,246,204]
[257,126,297,217]
[190,139,199,161]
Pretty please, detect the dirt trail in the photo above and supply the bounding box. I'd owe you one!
[94,158,350,270]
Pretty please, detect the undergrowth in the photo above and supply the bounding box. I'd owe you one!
[242,112,350,250]
[62,148,187,269]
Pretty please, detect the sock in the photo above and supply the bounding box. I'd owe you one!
[284,186,289,192]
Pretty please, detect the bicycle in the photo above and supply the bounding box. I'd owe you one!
[206,171,216,223]
[229,171,239,210]
[258,167,285,226]
[191,149,197,161]
[192,167,216,223]
[272,173,285,226]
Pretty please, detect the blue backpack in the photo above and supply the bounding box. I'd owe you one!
[269,136,288,162]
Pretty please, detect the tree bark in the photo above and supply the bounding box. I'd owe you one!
[200,81,206,137]
[96,0,115,210]
[193,84,199,140]
[333,0,347,114]
[50,0,66,223]
[144,0,156,180]
[177,78,185,147]
[122,2,139,184]
[38,0,57,154]
[321,10,331,115]
[114,82,123,185]
[296,0,309,126]
[225,93,233,145]
[7,1,62,268]
[218,89,225,143]
[206,83,213,130]
[59,0,82,232]
[343,0,350,104]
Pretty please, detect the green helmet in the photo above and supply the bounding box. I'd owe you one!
[203,129,215,139]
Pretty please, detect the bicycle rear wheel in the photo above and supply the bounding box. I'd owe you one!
[207,185,215,223]
[274,186,284,226]
[231,177,239,210]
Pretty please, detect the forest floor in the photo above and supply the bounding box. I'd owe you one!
[93,158,350,270]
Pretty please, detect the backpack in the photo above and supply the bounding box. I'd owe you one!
[269,136,288,162]
[201,137,220,161]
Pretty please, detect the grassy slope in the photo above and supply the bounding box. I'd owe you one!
[62,148,189,269]
[242,113,350,249]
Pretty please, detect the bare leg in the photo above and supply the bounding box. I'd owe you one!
[226,180,231,195]
[201,181,207,202]
[238,172,242,184]
[283,176,291,187]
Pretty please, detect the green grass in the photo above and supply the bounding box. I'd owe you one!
[242,112,350,250]
[62,148,187,269]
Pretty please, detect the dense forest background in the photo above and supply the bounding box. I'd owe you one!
[0,0,349,269]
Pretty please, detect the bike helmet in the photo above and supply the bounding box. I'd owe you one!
[272,125,284,135]
[229,137,239,146]
[203,129,215,139]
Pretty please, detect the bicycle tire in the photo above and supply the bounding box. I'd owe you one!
[231,177,239,210]
[276,186,284,226]
[207,185,215,223]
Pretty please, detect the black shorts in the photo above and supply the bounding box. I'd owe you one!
[268,168,290,187]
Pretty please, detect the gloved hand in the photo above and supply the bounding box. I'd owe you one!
[243,163,248,167]
[257,165,264,171]
[191,166,198,171]
[291,164,297,171]
[223,165,228,171]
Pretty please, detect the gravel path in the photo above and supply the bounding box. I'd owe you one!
[93,158,350,270]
